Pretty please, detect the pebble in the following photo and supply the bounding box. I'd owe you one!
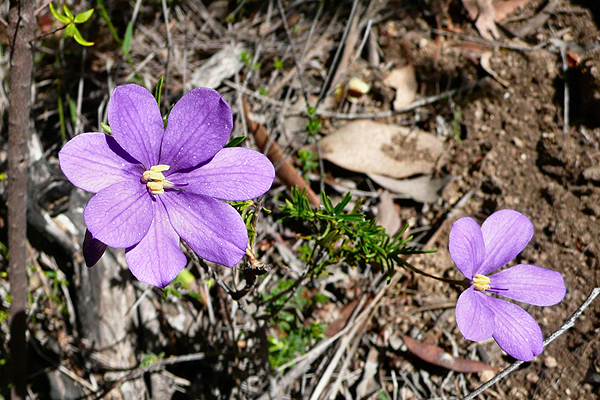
[545,356,558,368]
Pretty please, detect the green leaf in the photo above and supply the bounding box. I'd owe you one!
[224,135,246,148]
[100,122,111,134]
[49,3,71,24]
[74,8,94,24]
[64,23,77,38]
[154,76,163,106]
[72,27,94,46]
[62,5,74,20]
[96,0,121,44]
[122,21,133,55]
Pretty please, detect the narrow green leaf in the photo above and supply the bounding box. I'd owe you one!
[224,135,246,148]
[154,76,163,106]
[57,96,66,141]
[68,98,78,124]
[100,122,111,134]
[74,8,94,24]
[72,28,94,46]
[62,5,74,20]
[96,0,121,43]
[122,21,133,55]
[49,3,71,24]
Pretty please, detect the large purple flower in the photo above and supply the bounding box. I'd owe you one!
[59,84,275,288]
[449,210,565,361]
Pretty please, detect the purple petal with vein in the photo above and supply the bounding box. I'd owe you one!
[490,297,544,361]
[456,287,495,341]
[59,132,141,193]
[160,88,232,171]
[490,264,566,306]
[108,84,164,168]
[162,191,247,267]
[169,148,275,200]
[449,217,485,279]
[84,182,153,248]
[126,200,187,287]
[478,210,533,275]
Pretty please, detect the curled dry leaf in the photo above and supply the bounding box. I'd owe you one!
[383,64,418,110]
[480,51,509,87]
[320,120,444,179]
[190,43,245,89]
[401,335,498,373]
[368,173,451,204]
[461,0,499,41]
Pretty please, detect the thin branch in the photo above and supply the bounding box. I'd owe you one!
[461,287,600,400]
[7,0,35,398]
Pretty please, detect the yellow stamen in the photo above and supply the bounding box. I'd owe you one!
[141,165,173,194]
[473,274,491,291]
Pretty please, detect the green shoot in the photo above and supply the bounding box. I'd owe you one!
[49,3,95,46]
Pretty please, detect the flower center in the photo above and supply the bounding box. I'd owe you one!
[141,165,174,194]
[472,274,491,291]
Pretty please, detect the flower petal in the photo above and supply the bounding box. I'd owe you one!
[84,181,153,248]
[489,264,566,306]
[489,297,544,361]
[108,84,164,168]
[125,200,187,288]
[160,88,232,171]
[479,210,534,275]
[169,148,275,200]
[59,132,141,193]
[161,191,247,267]
[83,229,107,267]
[449,217,485,279]
[456,287,495,341]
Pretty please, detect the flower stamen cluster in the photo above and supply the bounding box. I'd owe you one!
[472,274,491,291]
[141,164,173,194]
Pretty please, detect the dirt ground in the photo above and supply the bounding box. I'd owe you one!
[2,0,600,399]
[398,1,600,398]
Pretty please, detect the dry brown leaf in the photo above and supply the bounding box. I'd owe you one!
[383,64,418,110]
[494,0,534,21]
[369,173,450,203]
[461,0,499,41]
[480,51,509,87]
[323,299,360,337]
[376,190,400,235]
[402,335,498,373]
[320,120,444,179]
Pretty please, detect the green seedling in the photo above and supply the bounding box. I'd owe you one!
[49,3,95,46]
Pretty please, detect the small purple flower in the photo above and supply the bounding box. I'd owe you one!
[59,84,275,288]
[449,209,566,361]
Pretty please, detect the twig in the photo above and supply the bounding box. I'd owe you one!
[557,42,570,133]
[461,287,600,400]
[315,0,360,109]
[7,0,35,398]
[431,29,534,52]
[161,0,172,100]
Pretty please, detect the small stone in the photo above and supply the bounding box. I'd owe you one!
[545,356,558,368]
[526,372,539,383]
[583,166,600,182]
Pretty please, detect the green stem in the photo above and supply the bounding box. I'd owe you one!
[395,257,468,288]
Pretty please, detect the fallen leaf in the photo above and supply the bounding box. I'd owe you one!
[376,190,401,235]
[494,0,534,21]
[356,347,379,398]
[461,0,499,41]
[190,43,245,89]
[401,335,498,373]
[324,299,360,337]
[320,120,444,179]
[480,51,509,87]
[383,64,418,110]
[369,173,451,203]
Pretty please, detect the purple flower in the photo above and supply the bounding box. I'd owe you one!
[59,84,275,288]
[449,210,565,361]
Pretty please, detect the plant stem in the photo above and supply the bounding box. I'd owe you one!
[7,0,35,398]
